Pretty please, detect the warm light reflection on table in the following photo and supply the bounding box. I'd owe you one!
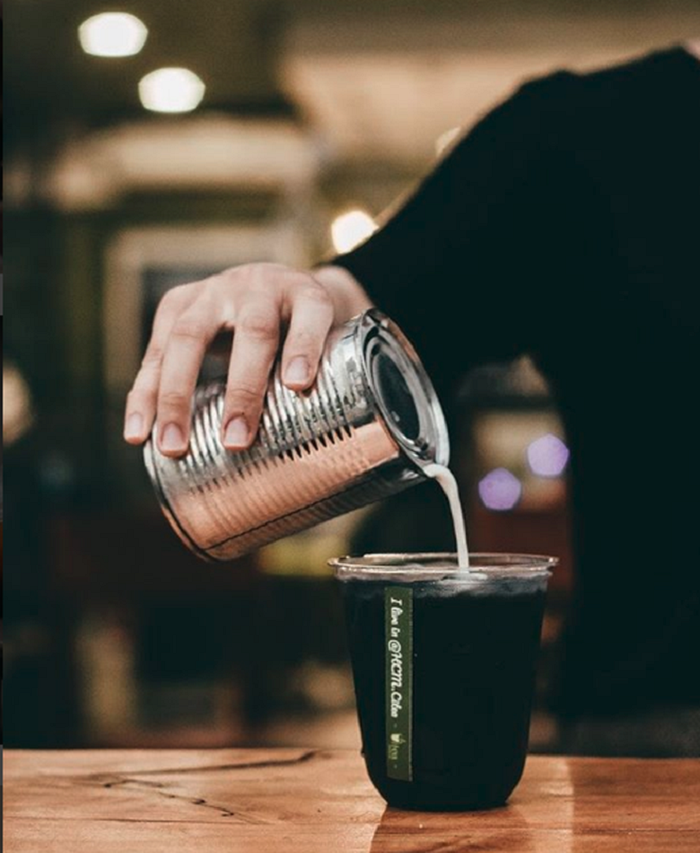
[5,750,700,852]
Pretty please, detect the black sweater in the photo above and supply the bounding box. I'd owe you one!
[334,46,700,717]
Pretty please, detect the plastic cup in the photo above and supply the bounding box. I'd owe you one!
[330,552,557,810]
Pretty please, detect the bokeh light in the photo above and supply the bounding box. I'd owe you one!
[527,433,570,477]
[478,468,522,511]
[436,126,462,156]
[78,13,148,58]
[331,209,377,253]
[138,68,206,114]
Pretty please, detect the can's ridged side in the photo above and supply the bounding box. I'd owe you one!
[145,310,446,562]
[146,325,421,560]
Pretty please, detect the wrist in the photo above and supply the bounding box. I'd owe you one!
[311,264,373,322]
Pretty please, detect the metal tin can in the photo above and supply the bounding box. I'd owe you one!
[143,309,449,562]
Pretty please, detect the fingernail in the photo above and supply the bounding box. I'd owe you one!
[224,416,249,448]
[124,413,143,440]
[285,356,309,386]
[160,423,186,452]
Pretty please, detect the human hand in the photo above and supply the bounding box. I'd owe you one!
[123,263,372,457]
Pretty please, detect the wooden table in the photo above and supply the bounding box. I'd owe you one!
[4,749,700,852]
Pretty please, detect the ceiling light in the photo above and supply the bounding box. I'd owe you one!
[78,12,147,58]
[138,68,206,114]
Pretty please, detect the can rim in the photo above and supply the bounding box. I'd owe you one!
[358,309,450,469]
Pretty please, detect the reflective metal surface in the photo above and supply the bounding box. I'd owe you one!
[144,309,449,561]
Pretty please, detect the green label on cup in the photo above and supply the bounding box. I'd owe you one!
[385,586,413,782]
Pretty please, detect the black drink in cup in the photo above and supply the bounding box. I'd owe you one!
[331,553,555,811]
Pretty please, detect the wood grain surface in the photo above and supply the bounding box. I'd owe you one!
[4,749,700,852]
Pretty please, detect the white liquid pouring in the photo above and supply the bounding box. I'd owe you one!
[422,463,471,570]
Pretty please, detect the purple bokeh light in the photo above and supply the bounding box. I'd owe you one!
[527,433,570,478]
[478,468,522,511]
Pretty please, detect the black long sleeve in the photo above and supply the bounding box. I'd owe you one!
[334,47,700,719]
[332,72,574,398]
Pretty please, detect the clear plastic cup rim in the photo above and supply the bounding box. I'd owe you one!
[329,552,557,584]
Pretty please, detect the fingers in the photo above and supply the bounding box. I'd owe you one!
[222,298,281,450]
[124,285,197,445]
[155,290,223,456]
[281,284,335,390]
[221,276,334,450]
[124,264,343,457]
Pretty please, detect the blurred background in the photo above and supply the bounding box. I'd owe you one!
[4,0,699,750]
